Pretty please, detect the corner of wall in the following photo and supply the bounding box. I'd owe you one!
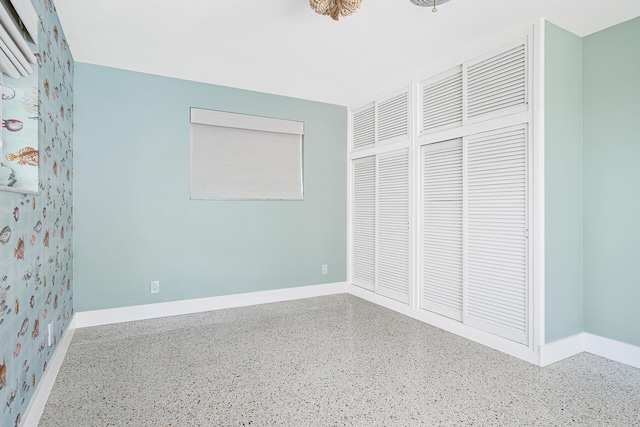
[543,20,585,344]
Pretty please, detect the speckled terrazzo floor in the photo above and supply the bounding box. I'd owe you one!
[39,295,640,426]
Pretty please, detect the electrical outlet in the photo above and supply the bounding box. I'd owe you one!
[150,280,160,294]
[321,264,328,275]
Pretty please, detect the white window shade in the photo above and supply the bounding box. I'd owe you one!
[9,0,38,43]
[190,108,304,201]
[0,0,38,79]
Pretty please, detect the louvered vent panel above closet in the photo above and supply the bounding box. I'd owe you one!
[421,69,463,134]
[377,149,410,303]
[465,125,528,344]
[352,103,376,150]
[467,43,527,119]
[421,139,463,320]
[352,156,376,290]
[377,91,409,143]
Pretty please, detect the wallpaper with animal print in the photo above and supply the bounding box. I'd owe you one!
[0,1,73,425]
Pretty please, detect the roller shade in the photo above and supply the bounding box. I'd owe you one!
[190,108,304,201]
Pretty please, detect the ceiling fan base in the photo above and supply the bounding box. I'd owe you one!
[409,0,451,7]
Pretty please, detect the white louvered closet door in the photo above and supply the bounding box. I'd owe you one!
[376,149,410,303]
[378,91,409,144]
[465,125,528,344]
[466,41,527,121]
[352,103,376,151]
[352,156,376,290]
[421,139,463,320]
[421,68,463,134]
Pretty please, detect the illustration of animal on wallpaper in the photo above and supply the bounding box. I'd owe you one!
[0,276,10,319]
[17,318,28,338]
[0,358,6,391]
[5,147,39,166]
[0,305,9,325]
[22,267,32,282]
[31,318,39,339]
[0,226,11,244]
[14,238,24,260]
[2,84,15,100]
[3,381,16,413]
[19,360,29,399]
[2,119,23,132]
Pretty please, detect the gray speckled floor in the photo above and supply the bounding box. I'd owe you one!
[39,295,640,426]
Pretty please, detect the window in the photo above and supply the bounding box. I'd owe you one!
[190,108,304,200]
[0,0,39,193]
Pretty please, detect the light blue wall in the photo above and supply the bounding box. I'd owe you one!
[583,17,640,346]
[544,22,584,343]
[73,64,347,311]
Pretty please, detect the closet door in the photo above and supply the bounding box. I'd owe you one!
[352,156,376,290]
[465,125,528,344]
[421,139,463,320]
[376,149,410,303]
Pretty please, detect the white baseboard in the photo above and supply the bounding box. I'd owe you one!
[348,284,540,365]
[538,332,640,369]
[75,282,347,328]
[20,319,77,427]
[539,332,586,367]
[586,333,640,369]
[350,284,640,369]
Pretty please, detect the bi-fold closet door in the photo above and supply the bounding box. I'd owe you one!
[351,90,411,304]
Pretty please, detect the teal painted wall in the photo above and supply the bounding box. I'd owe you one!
[544,22,584,343]
[0,1,74,424]
[73,64,347,311]
[583,17,640,346]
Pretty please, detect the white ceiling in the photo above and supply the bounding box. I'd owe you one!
[53,0,639,106]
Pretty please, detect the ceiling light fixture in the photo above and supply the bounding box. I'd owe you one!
[410,0,450,13]
[309,0,362,21]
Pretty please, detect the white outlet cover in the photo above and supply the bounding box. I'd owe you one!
[150,281,160,293]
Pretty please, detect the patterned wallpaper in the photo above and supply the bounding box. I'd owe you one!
[0,1,73,426]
